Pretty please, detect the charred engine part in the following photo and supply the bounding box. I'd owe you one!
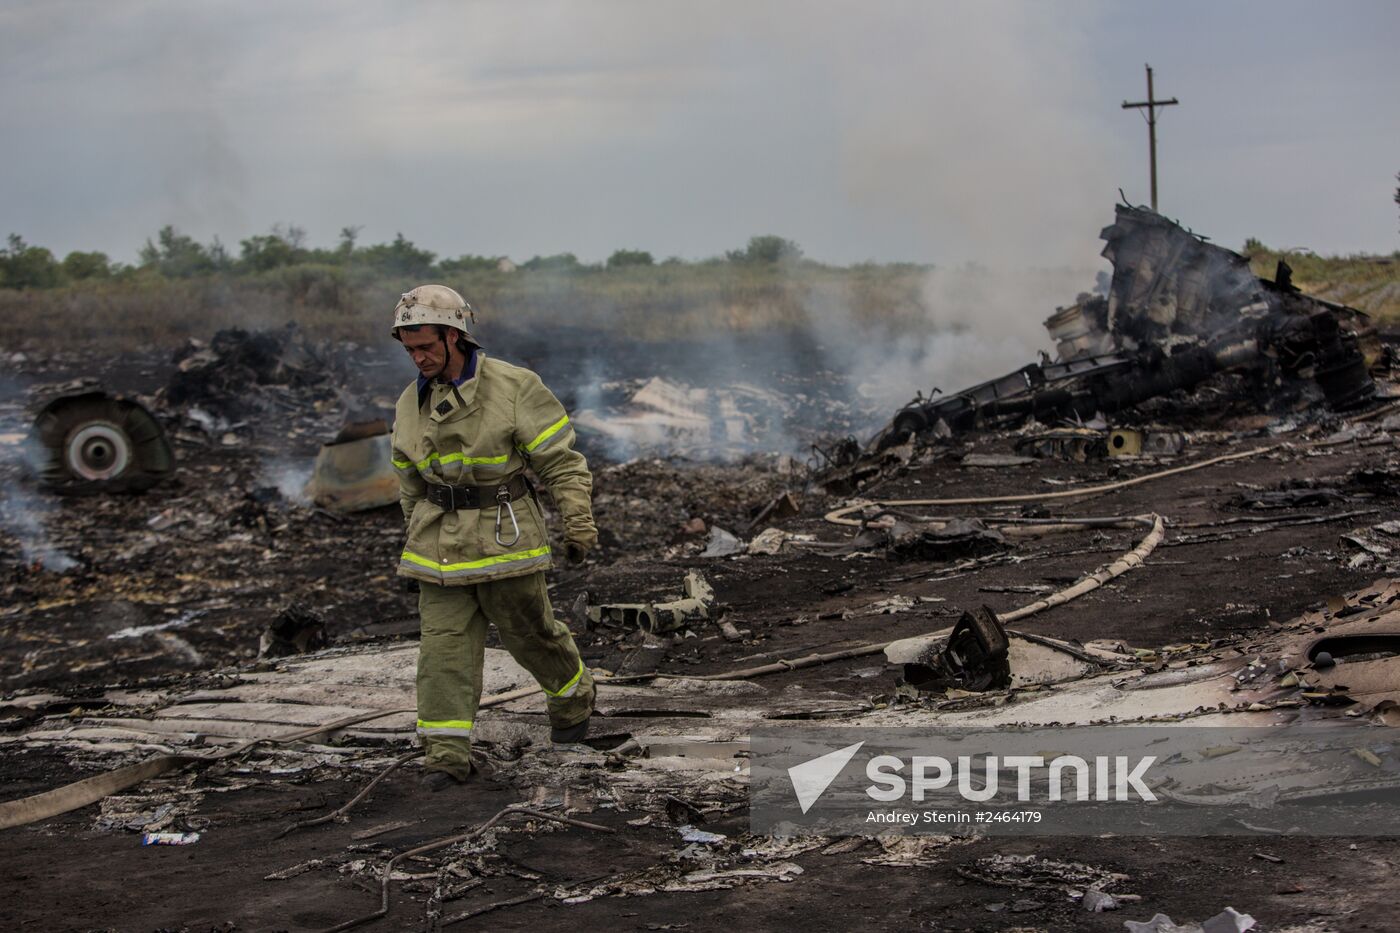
[578,571,717,635]
[27,389,175,494]
[305,417,400,513]
[901,606,1011,692]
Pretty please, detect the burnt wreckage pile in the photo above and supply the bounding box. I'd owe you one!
[162,323,342,421]
[881,205,1378,446]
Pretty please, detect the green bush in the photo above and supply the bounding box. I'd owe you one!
[138,225,227,278]
[522,253,586,273]
[725,235,803,264]
[1,235,65,288]
[355,233,437,278]
[61,250,112,281]
[606,249,654,269]
[439,254,505,275]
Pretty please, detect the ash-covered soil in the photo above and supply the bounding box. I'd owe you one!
[4,336,1400,932]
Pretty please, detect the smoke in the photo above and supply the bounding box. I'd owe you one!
[0,479,78,573]
[108,609,209,641]
[751,259,1092,448]
[1095,270,1112,297]
[259,458,313,506]
[785,3,1120,426]
[797,264,1096,427]
[477,251,1106,461]
[0,378,78,573]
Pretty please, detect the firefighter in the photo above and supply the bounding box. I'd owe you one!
[389,285,597,790]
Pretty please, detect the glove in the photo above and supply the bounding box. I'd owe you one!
[564,539,592,565]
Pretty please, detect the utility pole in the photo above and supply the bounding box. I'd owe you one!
[1122,64,1178,212]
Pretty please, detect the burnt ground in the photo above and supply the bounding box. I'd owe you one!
[4,340,1400,932]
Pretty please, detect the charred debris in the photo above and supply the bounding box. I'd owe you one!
[846,205,1379,476]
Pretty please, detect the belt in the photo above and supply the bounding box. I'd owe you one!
[424,474,532,512]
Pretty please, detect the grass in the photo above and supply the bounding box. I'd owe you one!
[1245,245,1400,322]
[2,245,1396,352]
[0,261,933,351]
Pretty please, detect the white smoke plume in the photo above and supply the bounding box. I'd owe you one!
[0,479,78,573]
[259,458,314,506]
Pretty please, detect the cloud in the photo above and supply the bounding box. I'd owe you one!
[1,1,1394,263]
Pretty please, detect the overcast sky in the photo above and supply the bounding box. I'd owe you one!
[3,0,1397,267]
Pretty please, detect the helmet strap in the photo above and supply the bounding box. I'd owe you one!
[438,326,465,382]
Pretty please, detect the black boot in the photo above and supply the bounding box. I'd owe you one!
[419,769,467,792]
[550,716,590,744]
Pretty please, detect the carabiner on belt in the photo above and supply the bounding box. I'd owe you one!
[494,484,521,547]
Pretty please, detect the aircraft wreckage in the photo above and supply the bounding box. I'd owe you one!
[876,204,1378,448]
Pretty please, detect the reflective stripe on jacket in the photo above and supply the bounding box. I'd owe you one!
[390,350,597,587]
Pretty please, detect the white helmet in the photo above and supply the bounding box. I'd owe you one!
[390,284,475,340]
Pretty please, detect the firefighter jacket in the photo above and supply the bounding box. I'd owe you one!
[390,349,596,586]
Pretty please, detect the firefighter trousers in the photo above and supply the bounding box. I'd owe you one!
[416,572,594,780]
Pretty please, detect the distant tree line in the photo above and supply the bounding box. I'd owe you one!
[0,226,832,290]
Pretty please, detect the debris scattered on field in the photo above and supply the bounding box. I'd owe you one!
[957,853,1129,892]
[747,490,801,532]
[141,831,201,846]
[1083,887,1124,912]
[747,527,816,555]
[163,325,341,421]
[264,858,334,881]
[859,835,954,867]
[1123,907,1257,933]
[572,376,801,461]
[579,571,717,634]
[258,603,330,658]
[96,793,201,834]
[304,418,399,513]
[700,526,744,557]
[962,453,1036,468]
[898,605,1011,692]
[678,825,727,844]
